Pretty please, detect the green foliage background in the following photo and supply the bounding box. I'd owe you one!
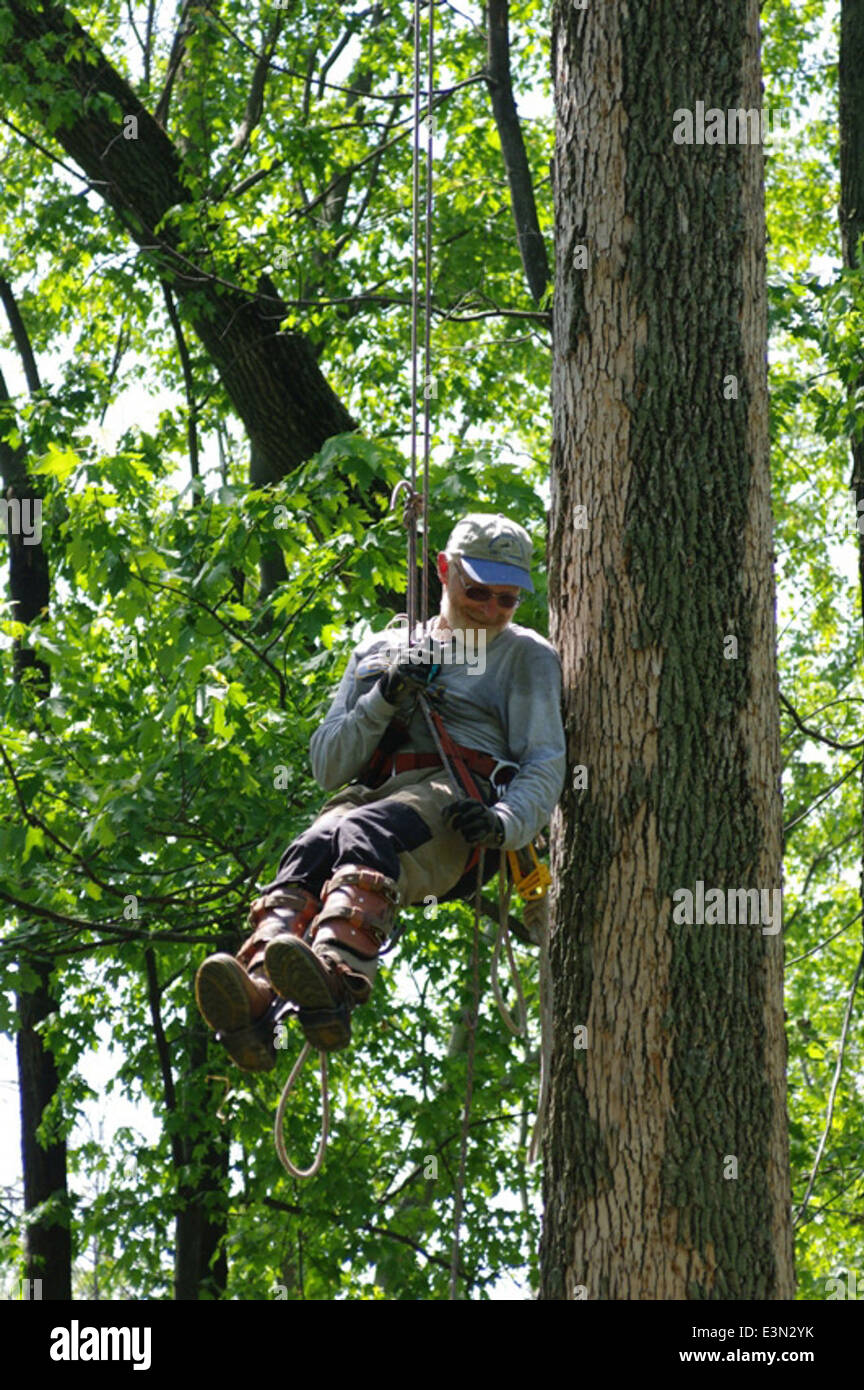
[0,0,861,1299]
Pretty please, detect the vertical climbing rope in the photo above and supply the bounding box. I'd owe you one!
[276,5,437,1184]
[407,0,422,633]
[404,0,435,631]
[421,0,434,626]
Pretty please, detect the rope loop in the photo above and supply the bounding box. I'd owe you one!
[274,1041,330,1180]
[389,479,423,530]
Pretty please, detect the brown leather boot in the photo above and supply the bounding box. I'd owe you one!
[195,886,320,1070]
[264,866,399,1052]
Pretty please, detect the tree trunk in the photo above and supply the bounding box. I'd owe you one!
[174,1011,230,1301]
[542,0,794,1299]
[17,969,72,1300]
[0,292,50,691]
[2,285,69,1301]
[145,948,230,1300]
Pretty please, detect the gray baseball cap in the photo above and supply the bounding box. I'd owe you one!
[446,513,535,592]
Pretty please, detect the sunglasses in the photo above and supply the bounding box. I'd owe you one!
[451,556,521,610]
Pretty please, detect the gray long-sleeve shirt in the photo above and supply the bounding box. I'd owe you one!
[308,619,566,850]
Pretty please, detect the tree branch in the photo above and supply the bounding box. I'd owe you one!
[226,73,488,205]
[261,1195,466,1278]
[794,945,864,1226]
[484,0,549,303]
[0,278,42,393]
[0,278,50,689]
[144,948,185,1180]
[2,0,356,504]
[161,281,200,486]
[785,909,863,967]
[780,690,864,751]
[154,0,194,128]
[782,757,864,838]
[0,112,107,192]
[126,566,287,704]
[208,9,286,199]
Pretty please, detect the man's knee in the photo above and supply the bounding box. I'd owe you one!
[296,807,348,843]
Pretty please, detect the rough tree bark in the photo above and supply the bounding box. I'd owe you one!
[16,973,72,1300]
[174,1011,230,1301]
[542,0,794,1299]
[0,279,49,688]
[144,950,230,1300]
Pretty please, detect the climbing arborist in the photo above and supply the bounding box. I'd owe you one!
[195,512,566,1065]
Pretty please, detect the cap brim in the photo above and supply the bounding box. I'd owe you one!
[460,556,534,593]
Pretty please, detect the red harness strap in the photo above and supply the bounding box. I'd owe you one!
[366,720,516,795]
[381,744,511,788]
[425,705,484,800]
[418,701,516,881]
[361,704,517,883]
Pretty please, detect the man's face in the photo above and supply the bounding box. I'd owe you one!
[437,552,522,634]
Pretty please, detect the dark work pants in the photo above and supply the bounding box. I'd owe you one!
[261,797,433,898]
[259,768,499,906]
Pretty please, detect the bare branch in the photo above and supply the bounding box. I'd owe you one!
[144,948,184,1173]
[0,113,107,191]
[0,277,50,687]
[782,758,864,838]
[124,0,148,72]
[204,2,417,104]
[0,280,41,395]
[226,73,488,208]
[332,95,405,256]
[301,17,324,123]
[144,0,156,90]
[154,0,194,127]
[795,946,864,1226]
[485,0,549,303]
[786,909,863,967]
[161,281,200,485]
[780,690,864,751]
[98,317,131,427]
[208,8,286,198]
[255,290,551,327]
